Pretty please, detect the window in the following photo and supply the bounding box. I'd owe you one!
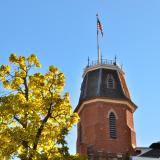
[106,74,115,89]
[109,112,117,139]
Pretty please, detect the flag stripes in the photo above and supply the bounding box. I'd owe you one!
[97,14,103,36]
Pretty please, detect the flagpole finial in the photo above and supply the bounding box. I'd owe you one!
[88,57,90,67]
[114,55,117,65]
[115,55,117,62]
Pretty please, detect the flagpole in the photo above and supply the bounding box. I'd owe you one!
[96,14,101,64]
[97,27,100,64]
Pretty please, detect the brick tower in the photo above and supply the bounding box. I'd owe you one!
[75,59,137,159]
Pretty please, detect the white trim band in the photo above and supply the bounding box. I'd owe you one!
[77,98,136,114]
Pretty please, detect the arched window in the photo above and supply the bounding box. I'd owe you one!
[106,74,115,89]
[109,112,117,139]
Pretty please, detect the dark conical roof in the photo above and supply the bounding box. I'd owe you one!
[75,60,137,112]
[150,142,160,149]
[79,68,127,101]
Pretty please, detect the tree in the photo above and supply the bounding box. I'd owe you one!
[0,54,81,159]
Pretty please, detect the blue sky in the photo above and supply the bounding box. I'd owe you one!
[1,0,160,154]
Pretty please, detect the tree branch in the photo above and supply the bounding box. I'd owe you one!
[13,115,26,128]
[28,103,53,159]
[23,72,29,129]
[23,76,28,101]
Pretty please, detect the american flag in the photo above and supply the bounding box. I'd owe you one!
[97,14,103,36]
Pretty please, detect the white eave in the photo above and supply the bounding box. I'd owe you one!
[83,63,124,78]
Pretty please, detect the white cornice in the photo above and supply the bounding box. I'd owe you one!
[83,64,124,78]
[77,98,136,114]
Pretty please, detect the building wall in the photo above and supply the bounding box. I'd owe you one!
[77,100,136,158]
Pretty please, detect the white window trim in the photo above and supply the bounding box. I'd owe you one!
[106,74,115,89]
[107,109,118,119]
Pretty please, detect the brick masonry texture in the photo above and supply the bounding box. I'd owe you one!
[77,101,136,158]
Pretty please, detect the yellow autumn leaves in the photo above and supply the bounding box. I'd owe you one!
[0,54,80,160]
[9,53,41,68]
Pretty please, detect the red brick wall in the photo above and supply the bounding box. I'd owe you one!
[77,101,136,156]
